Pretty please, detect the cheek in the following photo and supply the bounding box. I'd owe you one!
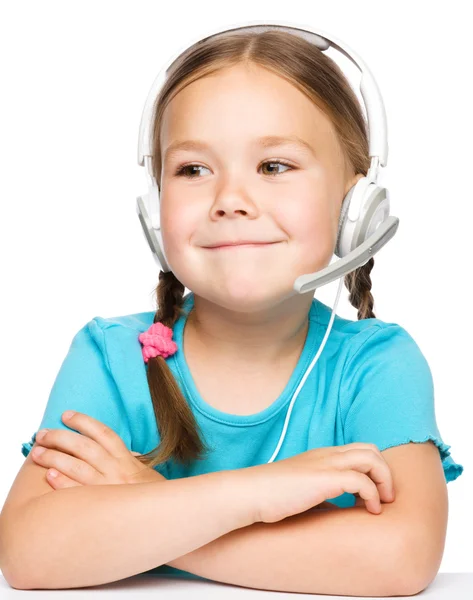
[160,197,195,254]
[283,195,334,249]
[278,191,336,274]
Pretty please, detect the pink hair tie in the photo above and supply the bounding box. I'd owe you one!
[138,322,178,363]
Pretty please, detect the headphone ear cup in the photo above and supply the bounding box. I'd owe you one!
[359,186,390,242]
[334,184,357,258]
[335,178,390,259]
[136,194,172,272]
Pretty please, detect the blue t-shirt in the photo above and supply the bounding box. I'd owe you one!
[21,291,464,581]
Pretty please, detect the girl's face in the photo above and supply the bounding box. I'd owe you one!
[158,63,362,312]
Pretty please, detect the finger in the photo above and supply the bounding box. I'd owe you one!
[339,443,387,464]
[34,428,113,479]
[340,444,395,501]
[46,469,82,489]
[61,411,130,462]
[316,443,385,462]
[344,448,394,503]
[31,445,102,486]
[342,471,381,514]
[332,449,394,504]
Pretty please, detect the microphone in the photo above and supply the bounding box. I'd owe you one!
[293,216,399,293]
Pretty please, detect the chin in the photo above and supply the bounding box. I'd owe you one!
[192,280,299,314]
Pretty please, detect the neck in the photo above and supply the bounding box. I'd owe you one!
[183,293,314,371]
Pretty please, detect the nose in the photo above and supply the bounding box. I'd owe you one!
[210,189,259,220]
[215,207,249,217]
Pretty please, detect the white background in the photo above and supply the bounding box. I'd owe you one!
[1,0,471,574]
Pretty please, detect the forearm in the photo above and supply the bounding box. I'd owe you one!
[3,470,254,590]
[167,504,406,597]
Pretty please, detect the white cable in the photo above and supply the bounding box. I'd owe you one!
[267,274,345,463]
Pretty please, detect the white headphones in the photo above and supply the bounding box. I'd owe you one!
[136,18,399,294]
[135,19,400,463]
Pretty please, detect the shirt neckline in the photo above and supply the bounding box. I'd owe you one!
[171,292,322,426]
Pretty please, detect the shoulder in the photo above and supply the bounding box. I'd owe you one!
[312,297,420,367]
[20,309,159,458]
[321,299,435,423]
[75,310,161,452]
[82,310,156,354]
[90,310,156,334]
[61,310,159,386]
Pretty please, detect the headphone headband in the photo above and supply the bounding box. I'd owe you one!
[137,18,388,172]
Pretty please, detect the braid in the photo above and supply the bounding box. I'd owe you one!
[138,270,212,469]
[344,257,376,320]
[154,269,186,327]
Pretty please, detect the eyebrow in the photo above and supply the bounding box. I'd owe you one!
[163,135,316,161]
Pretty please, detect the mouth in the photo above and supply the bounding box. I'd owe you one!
[204,242,281,250]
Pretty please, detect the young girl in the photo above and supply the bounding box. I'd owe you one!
[15,23,464,592]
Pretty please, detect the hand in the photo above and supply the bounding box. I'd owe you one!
[320,495,366,509]
[241,442,395,524]
[313,501,343,510]
[30,411,166,489]
[311,497,365,511]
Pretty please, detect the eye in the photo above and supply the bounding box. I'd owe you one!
[174,164,211,178]
[260,160,294,177]
[174,160,294,179]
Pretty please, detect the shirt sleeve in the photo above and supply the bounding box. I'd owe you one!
[21,319,132,458]
[341,324,464,484]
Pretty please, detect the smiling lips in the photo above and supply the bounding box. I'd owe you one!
[205,241,281,249]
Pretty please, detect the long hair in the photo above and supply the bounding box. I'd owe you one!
[137,29,376,470]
